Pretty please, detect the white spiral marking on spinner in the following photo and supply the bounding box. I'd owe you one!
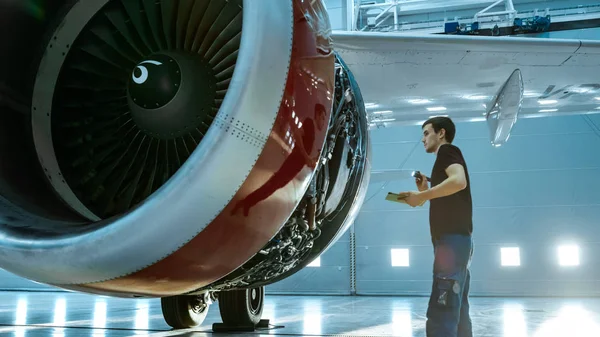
[132,60,163,84]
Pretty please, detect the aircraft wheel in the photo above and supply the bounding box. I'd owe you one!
[161,295,210,329]
[218,286,264,326]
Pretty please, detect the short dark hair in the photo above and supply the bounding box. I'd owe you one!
[422,116,456,143]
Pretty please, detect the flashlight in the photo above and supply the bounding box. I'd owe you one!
[412,170,431,182]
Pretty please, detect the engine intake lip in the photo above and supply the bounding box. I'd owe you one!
[1,0,294,286]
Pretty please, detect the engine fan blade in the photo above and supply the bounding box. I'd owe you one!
[48,0,242,219]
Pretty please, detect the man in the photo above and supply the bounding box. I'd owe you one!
[399,116,474,337]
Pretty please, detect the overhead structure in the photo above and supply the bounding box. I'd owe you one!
[474,0,517,21]
[354,0,600,35]
[357,0,400,32]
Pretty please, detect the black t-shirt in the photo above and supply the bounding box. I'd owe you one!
[429,144,473,239]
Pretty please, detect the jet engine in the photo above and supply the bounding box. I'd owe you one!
[0,0,370,329]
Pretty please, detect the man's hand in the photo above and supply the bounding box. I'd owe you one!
[415,173,429,191]
[398,191,427,207]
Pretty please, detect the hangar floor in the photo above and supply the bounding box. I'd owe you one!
[0,291,598,336]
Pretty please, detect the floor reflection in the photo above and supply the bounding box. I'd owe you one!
[0,291,598,336]
[92,299,107,335]
[392,309,412,337]
[134,300,150,333]
[503,303,527,337]
[302,298,322,335]
[533,304,600,337]
[52,298,66,337]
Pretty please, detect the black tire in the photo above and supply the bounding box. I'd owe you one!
[218,286,264,326]
[161,295,210,329]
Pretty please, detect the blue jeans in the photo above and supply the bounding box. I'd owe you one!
[426,234,473,337]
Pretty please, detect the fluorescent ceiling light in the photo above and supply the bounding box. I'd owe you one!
[539,109,558,112]
[373,110,393,114]
[469,117,486,122]
[595,97,600,100]
[538,100,557,105]
[571,87,592,94]
[427,106,447,111]
[365,103,379,108]
[408,99,431,104]
[374,118,395,122]
[465,95,488,100]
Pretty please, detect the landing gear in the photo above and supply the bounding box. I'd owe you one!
[160,287,269,331]
[214,286,269,331]
[161,293,211,329]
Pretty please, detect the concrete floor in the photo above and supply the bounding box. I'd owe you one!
[0,291,598,336]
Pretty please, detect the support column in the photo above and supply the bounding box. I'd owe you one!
[350,224,357,295]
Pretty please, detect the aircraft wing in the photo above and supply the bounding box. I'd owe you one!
[331,31,600,127]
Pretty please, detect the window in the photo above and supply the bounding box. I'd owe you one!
[501,247,521,266]
[558,245,579,266]
[391,249,409,267]
[307,256,320,267]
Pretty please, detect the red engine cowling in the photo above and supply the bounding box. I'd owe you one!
[0,0,371,298]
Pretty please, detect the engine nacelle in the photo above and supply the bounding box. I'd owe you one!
[0,0,370,298]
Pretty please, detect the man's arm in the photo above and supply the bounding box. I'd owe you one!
[420,164,467,201]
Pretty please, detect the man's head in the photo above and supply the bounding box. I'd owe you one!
[421,116,456,153]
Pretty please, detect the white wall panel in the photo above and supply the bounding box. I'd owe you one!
[355,114,600,297]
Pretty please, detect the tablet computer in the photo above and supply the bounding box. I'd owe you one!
[385,192,409,204]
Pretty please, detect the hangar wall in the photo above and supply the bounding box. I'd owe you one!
[269,114,600,297]
[0,272,52,292]
[354,114,600,297]
[323,0,353,31]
